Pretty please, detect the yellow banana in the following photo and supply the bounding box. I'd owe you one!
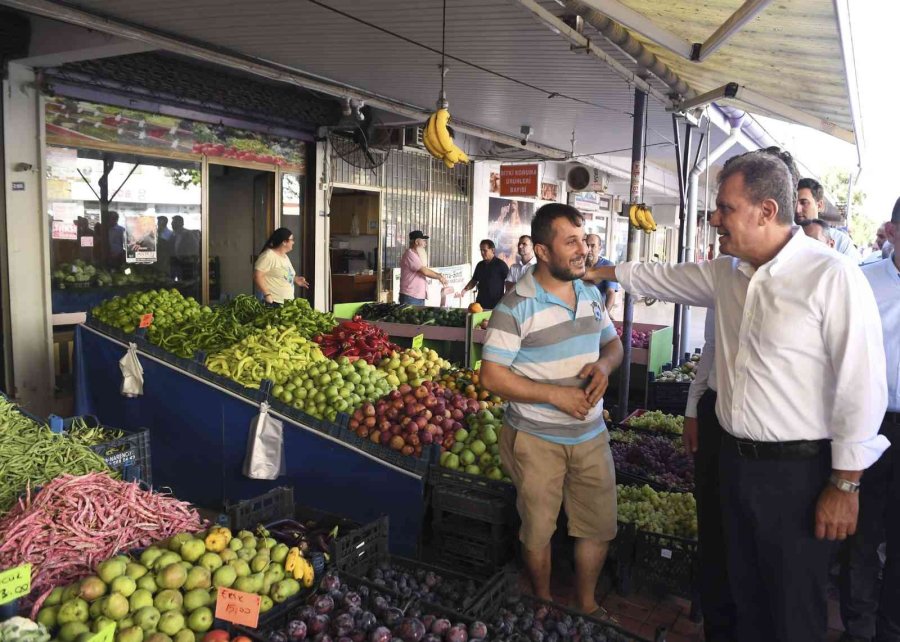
[634,205,651,232]
[427,112,446,157]
[444,148,461,164]
[433,108,455,155]
[628,203,640,228]
[443,157,455,169]
[422,115,443,160]
[643,206,658,232]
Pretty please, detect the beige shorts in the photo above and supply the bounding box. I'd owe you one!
[500,426,617,550]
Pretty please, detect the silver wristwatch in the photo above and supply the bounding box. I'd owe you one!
[829,475,860,493]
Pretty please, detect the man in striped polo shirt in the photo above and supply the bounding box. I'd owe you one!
[480,203,624,616]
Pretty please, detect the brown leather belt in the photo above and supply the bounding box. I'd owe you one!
[722,431,829,460]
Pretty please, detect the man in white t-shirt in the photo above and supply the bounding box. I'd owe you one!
[505,235,537,292]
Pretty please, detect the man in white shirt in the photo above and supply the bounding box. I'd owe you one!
[587,151,888,642]
[796,177,860,261]
[505,235,537,292]
[840,199,900,642]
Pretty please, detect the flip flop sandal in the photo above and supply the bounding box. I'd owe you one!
[588,607,619,625]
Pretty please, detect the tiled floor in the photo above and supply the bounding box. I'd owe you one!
[525,563,849,642]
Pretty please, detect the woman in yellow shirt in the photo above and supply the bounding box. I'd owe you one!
[253,228,309,305]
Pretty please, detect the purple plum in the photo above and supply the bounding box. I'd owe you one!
[320,574,341,592]
[333,613,355,637]
[315,595,335,615]
[430,619,451,637]
[467,623,487,640]
[343,592,362,610]
[288,620,309,642]
[309,615,331,636]
[397,618,426,642]
[382,608,403,628]
[445,625,468,642]
[370,627,392,642]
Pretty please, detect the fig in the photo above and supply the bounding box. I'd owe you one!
[397,618,425,642]
[288,620,308,642]
[370,627,392,642]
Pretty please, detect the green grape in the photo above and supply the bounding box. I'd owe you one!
[617,484,697,539]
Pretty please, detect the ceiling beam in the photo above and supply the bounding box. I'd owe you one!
[512,0,673,107]
[0,0,570,159]
[694,0,773,61]
[574,0,694,60]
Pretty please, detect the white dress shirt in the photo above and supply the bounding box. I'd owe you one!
[862,255,900,413]
[506,256,537,285]
[617,230,889,470]
[685,310,717,419]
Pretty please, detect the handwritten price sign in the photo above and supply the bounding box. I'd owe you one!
[139,313,154,329]
[215,586,260,628]
[86,622,116,642]
[0,564,31,605]
[411,334,424,349]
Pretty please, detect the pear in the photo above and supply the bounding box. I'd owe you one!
[154,589,184,613]
[182,589,210,612]
[139,548,164,568]
[236,548,255,562]
[158,612,185,636]
[133,606,161,632]
[57,598,90,624]
[36,606,59,629]
[186,607,213,633]
[117,626,145,642]
[156,563,187,590]
[78,576,107,602]
[111,576,137,598]
[183,567,211,591]
[270,543,289,564]
[173,630,195,642]
[126,563,149,581]
[197,553,223,573]
[103,592,131,620]
[179,539,206,563]
[44,586,65,607]
[58,622,90,642]
[228,559,250,578]
[145,634,173,642]
[61,584,81,603]
[98,559,127,584]
[92,617,116,633]
[153,552,181,572]
[250,554,270,573]
[129,589,155,612]
[212,565,236,588]
[259,595,274,613]
[167,533,193,553]
[218,549,237,563]
[136,575,158,593]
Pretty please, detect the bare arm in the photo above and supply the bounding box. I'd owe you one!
[253,270,273,303]
[419,266,448,284]
[460,277,477,294]
[604,288,617,311]
[480,361,593,420]
[578,337,625,405]
[583,264,616,285]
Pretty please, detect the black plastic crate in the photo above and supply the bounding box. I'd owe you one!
[431,485,516,526]
[322,419,437,477]
[632,529,697,600]
[60,416,152,484]
[228,486,295,530]
[467,569,657,642]
[428,465,517,501]
[429,526,515,576]
[646,378,692,416]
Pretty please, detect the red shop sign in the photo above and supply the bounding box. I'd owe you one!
[499,164,539,197]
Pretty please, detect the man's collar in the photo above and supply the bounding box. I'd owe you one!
[515,267,588,302]
[737,228,806,277]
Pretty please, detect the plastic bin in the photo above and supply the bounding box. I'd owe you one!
[619,409,682,440]
[427,465,516,502]
[632,529,698,600]
[646,377,692,416]
[60,416,152,484]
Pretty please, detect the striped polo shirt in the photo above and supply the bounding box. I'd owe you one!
[483,269,618,444]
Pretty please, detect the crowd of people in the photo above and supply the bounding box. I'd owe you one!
[477,149,897,642]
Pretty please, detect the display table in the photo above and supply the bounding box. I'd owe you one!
[73,324,424,555]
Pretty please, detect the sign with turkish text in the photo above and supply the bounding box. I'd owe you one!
[500,164,539,197]
[215,586,261,628]
[0,564,31,605]
[51,220,78,241]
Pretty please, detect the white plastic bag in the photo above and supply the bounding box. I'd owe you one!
[243,402,286,480]
[119,343,144,397]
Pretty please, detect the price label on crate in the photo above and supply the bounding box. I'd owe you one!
[0,563,31,605]
[660,548,673,560]
[412,333,424,349]
[86,622,116,642]
[474,360,482,371]
[139,313,154,328]
[215,586,260,628]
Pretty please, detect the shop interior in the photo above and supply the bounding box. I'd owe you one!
[329,187,380,304]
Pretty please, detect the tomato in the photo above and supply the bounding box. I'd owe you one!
[203,631,230,642]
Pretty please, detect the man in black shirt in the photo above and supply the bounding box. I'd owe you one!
[460,239,509,309]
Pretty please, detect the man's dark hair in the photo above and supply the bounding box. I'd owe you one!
[892,196,900,224]
[718,151,794,226]
[518,235,532,243]
[480,239,495,250]
[798,177,825,203]
[531,203,584,247]
[762,146,801,187]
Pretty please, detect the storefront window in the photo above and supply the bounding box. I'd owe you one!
[46,146,202,314]
[612,218,630,263]
[282,173,305,286]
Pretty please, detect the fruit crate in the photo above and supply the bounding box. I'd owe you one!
[327,412,438,477]
[467,569,659,642]
[233,566,482,642]
[645,376,692,416]
[334,516,494,614]
[431,484,517,527]
[620,409,682,440]
[428,465,516,502]
[58,415,152,484]
[632,529,698,600]
[427,518,516,577]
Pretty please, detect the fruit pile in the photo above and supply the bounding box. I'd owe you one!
[36,526,316,642]
[206,326,326,389]
[93,289,207,336]
[656,353,701,383]
[264,572,486,642]
[440,408,508,482]
[314,318,400,364]
[616,484,697,539]
[349,382,481,457]
[273,357,393,422]
[489,596,635,642]
[610,430,693,492]
[358,303,467,328]
[377,349,452,387]
[361,563,478,612]
[253,299,337,338]
[148,296,262,359]
[436,369,502,407]
[615,326,650,349]
[624,410,684,436]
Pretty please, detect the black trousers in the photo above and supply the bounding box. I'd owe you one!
[695,389,737,641]
[720,434,835,642]
[840,422,900,642]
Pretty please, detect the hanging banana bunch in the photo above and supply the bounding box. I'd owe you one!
[423,108,469,169]
[627,203,658,233]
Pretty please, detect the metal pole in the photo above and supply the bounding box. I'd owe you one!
[672,121,693,363]
[616,87,647,422]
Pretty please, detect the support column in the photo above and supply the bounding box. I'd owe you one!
[616,88,647,422]
[2,62,54,414]
[672,120,694,363]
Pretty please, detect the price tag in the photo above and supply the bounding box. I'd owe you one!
[139,313,154,328]
[474,360,482,371]
[0,564,31,605]
[86,622,116,642]
[411,334,424,349]
[215,586,261,628]
[660,548,672,560]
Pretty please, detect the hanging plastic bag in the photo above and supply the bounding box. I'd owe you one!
[119,343,144,397]
[243,402,286,480]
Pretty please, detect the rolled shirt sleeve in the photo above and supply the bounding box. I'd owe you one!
[820,262,889,470]
[616,260,717,309]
